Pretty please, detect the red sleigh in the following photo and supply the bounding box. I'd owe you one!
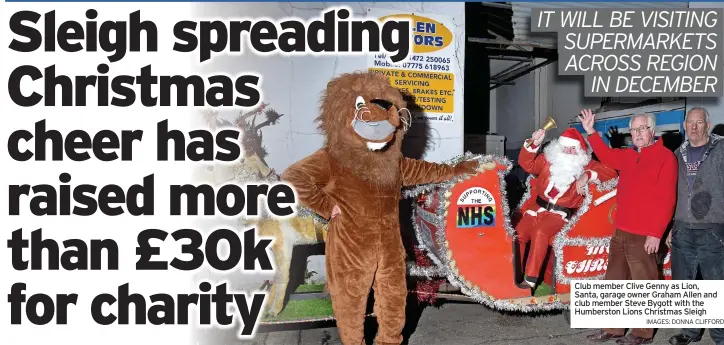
[408,153,672,313]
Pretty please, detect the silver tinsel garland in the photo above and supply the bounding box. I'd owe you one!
[550,176,619,285]
[411,207,446,274]
[289,150,673,310]
[405,152,638,312]
[506,169,620,285]
[295,206,330,231]
[595,176,619,193]
[516,175,534,214]
[511,173,599,284]
[276,149,629,312]
[406,153,573,312]
[550,183,594,285]
[406,261,446,278]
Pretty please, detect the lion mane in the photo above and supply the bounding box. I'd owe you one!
[316,71,409,189]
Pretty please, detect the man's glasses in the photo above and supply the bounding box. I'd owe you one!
[631,126,651,134]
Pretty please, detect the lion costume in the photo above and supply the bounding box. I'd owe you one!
[281,71,479,345]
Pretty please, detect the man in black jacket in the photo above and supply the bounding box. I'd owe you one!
[668,107,724,345]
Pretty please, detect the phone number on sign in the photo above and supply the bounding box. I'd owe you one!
[410,55,452,64]
[398,62,450,71]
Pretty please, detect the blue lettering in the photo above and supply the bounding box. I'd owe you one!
[414,34,444,47]
[415,22,425,32]
[425,22,436,34]
[415,21,437,34]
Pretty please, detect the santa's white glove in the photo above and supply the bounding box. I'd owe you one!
[576,173,589,195]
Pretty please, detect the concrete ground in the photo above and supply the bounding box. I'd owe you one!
[195,298,717,345]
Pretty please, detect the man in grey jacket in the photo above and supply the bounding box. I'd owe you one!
[668,107,724,345]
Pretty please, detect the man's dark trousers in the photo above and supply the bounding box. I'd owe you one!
[671,223,724,345]
[603,229,659,339]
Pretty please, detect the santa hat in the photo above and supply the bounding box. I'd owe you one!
[558,128,587,151]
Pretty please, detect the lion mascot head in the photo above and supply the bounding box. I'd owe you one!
[317,71,412,188]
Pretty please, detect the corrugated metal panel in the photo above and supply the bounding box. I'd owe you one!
[509,2,690,48]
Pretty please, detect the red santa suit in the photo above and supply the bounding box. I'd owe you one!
[516,128,617,287]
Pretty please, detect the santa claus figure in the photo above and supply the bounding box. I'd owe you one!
[516,127,617,291]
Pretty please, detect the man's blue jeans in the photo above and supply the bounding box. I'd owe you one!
[671,224,724,345]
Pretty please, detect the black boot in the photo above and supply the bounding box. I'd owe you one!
[669,333,700,345]
[516,275,536,289]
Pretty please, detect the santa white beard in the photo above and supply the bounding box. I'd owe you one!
[543,139,591,191]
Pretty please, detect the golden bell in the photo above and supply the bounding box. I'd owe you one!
[541,116,558,132]
[524,116,558,148]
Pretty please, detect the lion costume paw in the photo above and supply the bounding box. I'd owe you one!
[454,160,480,175]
